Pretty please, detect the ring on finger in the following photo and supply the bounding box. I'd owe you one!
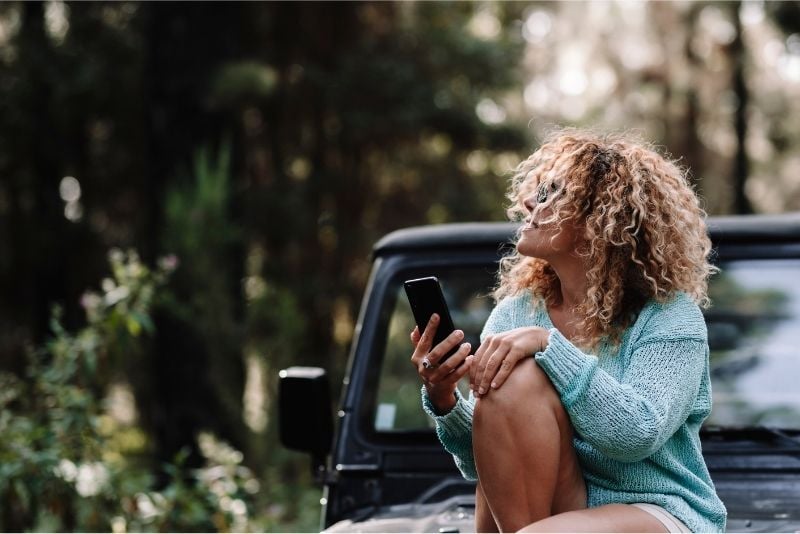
[422,358,437,369]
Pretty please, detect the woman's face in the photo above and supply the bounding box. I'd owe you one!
[516,182,585,262]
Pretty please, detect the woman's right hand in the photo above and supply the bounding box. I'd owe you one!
[410,313,473,414]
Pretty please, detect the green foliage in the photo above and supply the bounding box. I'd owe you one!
[0,250,266,532]
[161,138,322,531]
[211,61,279,108]
[165,141,238,260]
[160,139,246,454]
[123,433,262,533]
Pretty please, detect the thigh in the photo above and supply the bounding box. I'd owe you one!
[518,504,669,533]
[513,359,586,514]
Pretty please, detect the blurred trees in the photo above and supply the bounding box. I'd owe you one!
[1,1,799,530]
[516,1,800,214]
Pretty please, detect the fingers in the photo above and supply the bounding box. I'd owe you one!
[469,338,487,390]
[419,313,440,353]
[476,342,510,397]
[425,328,465,368]
[410,313,472,414]
[425,342,473,386]
[410,326,420,346]
[411,315,465,379]
[476,342,509,395]
[448,352,473,384]
[471,335,499,395]
[411,314,440,365]
[470,327,551,397]
[490,353,521,391]
[474,338,526,397]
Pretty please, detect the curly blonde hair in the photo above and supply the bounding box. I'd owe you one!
[496,129,716,348]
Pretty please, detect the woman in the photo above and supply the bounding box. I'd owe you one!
[410,130,727,532]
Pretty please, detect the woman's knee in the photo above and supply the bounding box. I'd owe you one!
[485,358,555,404]
[474,358,561,423]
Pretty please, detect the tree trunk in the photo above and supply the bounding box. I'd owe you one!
[139,2,248,476]
[730,1,753,214]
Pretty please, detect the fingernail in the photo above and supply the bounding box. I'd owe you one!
[432,313,439,322]
[456,330,464,338]
[491,382,497,389]
[461,343,470,350]
[478,387,485,395]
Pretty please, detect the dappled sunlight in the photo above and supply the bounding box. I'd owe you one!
[59,175,83,222]
[522,9,552,44]
[476,97,507,125]
[512,0,800,212]
[244,353,268,433]
[44,0,68,45]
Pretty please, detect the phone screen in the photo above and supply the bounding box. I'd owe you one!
[403,276,458,361]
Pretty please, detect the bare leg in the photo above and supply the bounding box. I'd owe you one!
[475,481,499,533]
[473,358,586,532]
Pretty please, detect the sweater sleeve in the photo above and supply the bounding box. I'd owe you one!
[421,386,477,480]
[534,329,706,462]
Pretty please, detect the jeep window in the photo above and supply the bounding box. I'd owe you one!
[706,259,800,428]
[374,269,495,432]
[373,259,800,433]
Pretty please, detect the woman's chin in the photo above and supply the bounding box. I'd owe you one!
[516,237,542,258]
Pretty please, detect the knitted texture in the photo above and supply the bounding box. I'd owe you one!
[421,291,727,533]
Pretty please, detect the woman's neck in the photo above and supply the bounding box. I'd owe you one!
[548,259,589,314]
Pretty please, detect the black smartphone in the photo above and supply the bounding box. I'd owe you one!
[403,276,459,362]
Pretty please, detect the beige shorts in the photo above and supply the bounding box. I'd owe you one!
[630,503,691,533]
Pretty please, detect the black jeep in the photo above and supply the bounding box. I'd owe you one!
[280,212,800,532]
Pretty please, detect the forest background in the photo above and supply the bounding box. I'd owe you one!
[1,1,799,531]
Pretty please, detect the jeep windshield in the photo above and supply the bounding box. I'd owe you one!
[372,258,800,435]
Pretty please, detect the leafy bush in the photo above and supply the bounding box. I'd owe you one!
[0,250,266,532]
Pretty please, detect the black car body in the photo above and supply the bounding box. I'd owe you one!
[280,212,800,533]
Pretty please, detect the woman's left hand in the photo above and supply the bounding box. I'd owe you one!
[471,326,550,398]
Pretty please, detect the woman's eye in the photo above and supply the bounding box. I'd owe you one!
[535,182,560,204]
[536,184,549,203]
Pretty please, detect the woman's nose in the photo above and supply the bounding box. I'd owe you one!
[523,195,536,212]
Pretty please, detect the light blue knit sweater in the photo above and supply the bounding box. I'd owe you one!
[421,291,727,532]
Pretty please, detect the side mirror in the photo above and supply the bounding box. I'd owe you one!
[278,366,333,475]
